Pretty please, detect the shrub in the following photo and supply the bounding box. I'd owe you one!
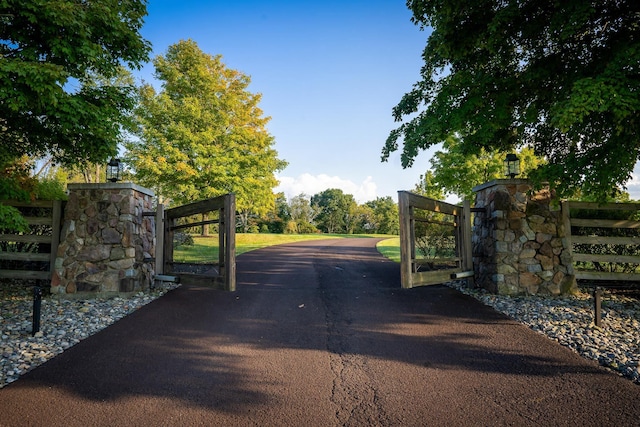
[173,232,194,247]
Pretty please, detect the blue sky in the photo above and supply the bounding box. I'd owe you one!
[135,1,640,202]
[134,0,435,203]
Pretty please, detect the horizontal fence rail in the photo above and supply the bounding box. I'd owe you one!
[0,200,62,281]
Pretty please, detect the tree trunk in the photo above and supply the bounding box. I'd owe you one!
[201,213,209,237]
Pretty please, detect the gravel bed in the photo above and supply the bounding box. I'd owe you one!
[0,281,179,389]
[1,280,638,389]
[448,281,640,385]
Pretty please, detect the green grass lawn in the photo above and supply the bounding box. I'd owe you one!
[173,233,400,263]
[376,237,400,263]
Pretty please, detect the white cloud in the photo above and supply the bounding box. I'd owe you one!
[275,173,378,203]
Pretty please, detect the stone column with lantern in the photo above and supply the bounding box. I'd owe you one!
[471,155,576,295]
[51,161,156,295]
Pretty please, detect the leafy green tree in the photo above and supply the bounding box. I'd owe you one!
[382,0,640,200]
[0,0,149,229]
[311,189,357,234]
[365,196,399,235]
[412,171,445,200]
[126,40,287,219]
[350,203,375,234]
[344,203,367,235]
[429,137,544,200]
[288,194,318,234]
[259,192,290,233]
[0,0,150,167]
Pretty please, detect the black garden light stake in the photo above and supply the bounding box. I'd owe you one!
[32,285,42,336]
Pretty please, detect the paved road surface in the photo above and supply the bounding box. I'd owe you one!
[1,238,639,426]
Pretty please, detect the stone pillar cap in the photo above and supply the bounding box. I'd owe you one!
[67,182,154,197]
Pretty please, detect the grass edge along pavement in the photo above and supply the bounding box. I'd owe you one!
[174,233,394,263]
[1,234,639,388]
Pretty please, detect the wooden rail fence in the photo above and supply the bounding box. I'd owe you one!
[0,200,63,281]
[561,200,640,283]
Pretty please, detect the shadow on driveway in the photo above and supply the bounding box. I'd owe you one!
[1,238,639,426]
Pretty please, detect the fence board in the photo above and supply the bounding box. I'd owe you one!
[404,192,462,216]
[573,253,640,264]
[414,257,461,265]
[570,218,640,229]
[568,201,640,211]
[0,270,50,280]
[165,196,227,218]
[0,234,52,244]
[1,200,54,208]
[572,235,640,246]
[575,271,640,281]
[176,273,225,289]
[0,252,49,262]
[413,268,463,286]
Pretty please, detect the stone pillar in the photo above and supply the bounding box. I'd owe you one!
[472,179,576,295]
[51,183,155,296]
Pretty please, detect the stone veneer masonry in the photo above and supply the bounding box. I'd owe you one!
[51,183,155,296]
[472,179,577,295]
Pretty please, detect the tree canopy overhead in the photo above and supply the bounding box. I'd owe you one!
[383,0,640,199]
[127,39,287,216]
[0,0,151,167]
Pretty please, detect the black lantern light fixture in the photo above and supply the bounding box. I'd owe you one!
[106,158,122,182]
[504,153,520,179]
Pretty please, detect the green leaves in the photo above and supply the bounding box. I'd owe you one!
[0,0,150,167]
[426,136,544,200]
[127,40,287,216]
[385,0,640,201]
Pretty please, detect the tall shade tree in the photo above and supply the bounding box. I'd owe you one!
[382,0,640,200]
[126,40,287,218]
[311,188,357,234]
[364,196,399,235]
[288,193,318,234]
[0,0,150,167]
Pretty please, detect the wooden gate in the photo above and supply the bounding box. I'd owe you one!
[159,194,236,291]
[398,191,473,289]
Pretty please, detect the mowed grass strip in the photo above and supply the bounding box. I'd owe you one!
[376,237,400,263]
[174,233,399,263]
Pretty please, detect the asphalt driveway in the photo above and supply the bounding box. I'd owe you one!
[1,238,639,426]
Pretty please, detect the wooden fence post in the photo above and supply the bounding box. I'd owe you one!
[224,194,236,292]
[49,200,62,279]
[164,210,174,275]
[155,204,164,275]
[398,191,413,289]
[462,199,474,287]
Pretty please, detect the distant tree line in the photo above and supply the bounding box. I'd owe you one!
[250,189,399,236]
